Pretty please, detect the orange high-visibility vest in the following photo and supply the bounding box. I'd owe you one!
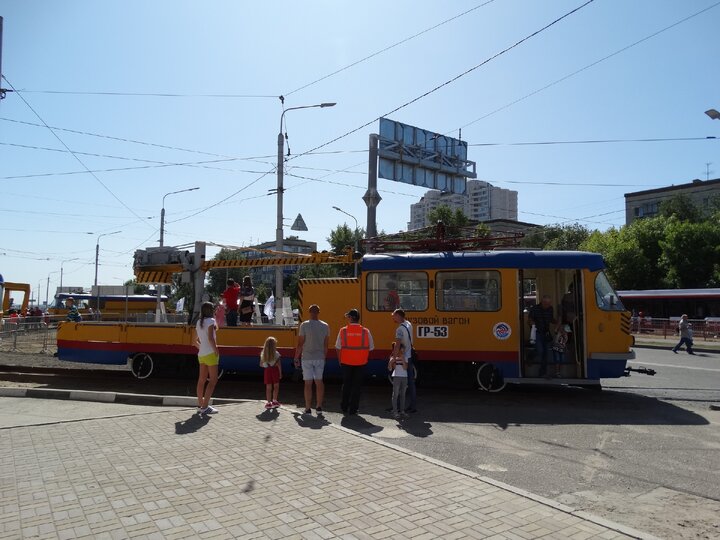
[339,324,371,366]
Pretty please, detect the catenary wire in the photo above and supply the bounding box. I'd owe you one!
[12,90,277,98]
[2,76,154,229]
[288,0,595,163]
[284,0,497,97]
[451,0,720,133]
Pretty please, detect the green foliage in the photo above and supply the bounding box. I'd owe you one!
[520,223,590,251]
[124,279,150,295]
[659,219,720,288]
[206,248,251,300]
[327,224,364,277]
[426,205,470,237]
[659,194,703,222]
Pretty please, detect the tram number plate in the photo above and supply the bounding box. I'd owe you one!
[417,325,449,338]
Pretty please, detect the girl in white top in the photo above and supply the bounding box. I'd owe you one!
[388,342,409,419]
[195,301,220,415]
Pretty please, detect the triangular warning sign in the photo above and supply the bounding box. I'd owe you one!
[290,213,308,231]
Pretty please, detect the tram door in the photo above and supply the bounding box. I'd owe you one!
[518,269,584,379]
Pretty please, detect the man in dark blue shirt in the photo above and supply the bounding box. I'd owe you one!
[529,295,556,377]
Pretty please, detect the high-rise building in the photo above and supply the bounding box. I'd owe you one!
[408,180,518,230]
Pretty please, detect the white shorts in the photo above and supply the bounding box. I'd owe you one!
[301,359,325,381]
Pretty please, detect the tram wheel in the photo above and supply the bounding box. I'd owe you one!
[476,363,506,392]
[130,353,154,379]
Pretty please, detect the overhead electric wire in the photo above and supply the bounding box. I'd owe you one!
[284,0,497,97]
[0,116,275,165]
[11,90,277,98]
[0,141,272,175]
[2,76,154,229]
[288,0,595,162]
[452,0,720,133]
[469,136,718,147]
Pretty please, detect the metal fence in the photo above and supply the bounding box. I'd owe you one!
[0,319,57,354]
[631,317,720,342]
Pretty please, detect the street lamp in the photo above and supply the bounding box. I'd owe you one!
[157,187,200,321]
[705,109,720,120]
[160,187,200,247]
[275,101,336,322]
[59,258,79,290]
[333,205,359,277]
[95,231,122,292]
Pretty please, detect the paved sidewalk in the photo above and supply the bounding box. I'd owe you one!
[0,398,654,540]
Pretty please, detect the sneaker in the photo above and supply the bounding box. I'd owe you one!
[316,407,323,415]
[672,350,678,354]
[393,412,400,420]
[264,401,273,410]
[200,406,218,415]
[303,408,312,415]
[272,401,281,409]
[404,407,417,414]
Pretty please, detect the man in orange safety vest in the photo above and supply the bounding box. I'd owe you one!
[335,308,374,415]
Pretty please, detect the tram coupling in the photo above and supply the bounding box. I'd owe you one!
[623,366,656,377]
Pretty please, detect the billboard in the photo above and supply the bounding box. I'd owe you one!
[377,117,476,194]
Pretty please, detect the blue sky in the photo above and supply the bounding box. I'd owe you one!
[1,0,719,302]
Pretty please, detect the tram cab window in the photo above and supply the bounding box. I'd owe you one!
[595,272,625,311]
[366,272,428,311]
[436,270,501,311]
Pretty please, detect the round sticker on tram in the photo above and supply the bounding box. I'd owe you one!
[492,322,512,340]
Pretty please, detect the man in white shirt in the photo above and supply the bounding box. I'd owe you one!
[392,309,416,413]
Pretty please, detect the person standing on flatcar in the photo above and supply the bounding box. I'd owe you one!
[239,276,255,326]
[221,278,240,327]
[529,295,557,378]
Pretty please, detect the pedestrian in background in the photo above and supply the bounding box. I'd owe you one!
[672,314,695,355]
[239,276,255,326]
[335,308,374,416]
[194,301,220,415]
[294,304,329,416]
[221,278,240,326]
[260,336,282,409]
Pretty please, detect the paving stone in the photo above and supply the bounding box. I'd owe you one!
[1,400,649,540]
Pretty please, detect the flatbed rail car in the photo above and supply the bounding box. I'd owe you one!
[56,249,634,390]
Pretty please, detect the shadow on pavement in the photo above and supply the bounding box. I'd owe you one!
[174,413,210,434]
[398,417,433,438]
[291,411,330,429]
[340,414,383,435]
[255,408,279,422]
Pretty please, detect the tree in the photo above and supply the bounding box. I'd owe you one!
[659,194,702,222]
[123,279,150,295]
[520,223,590,251]
[659,219,720,288]
[426,205,469,237]
[327,224,364,277]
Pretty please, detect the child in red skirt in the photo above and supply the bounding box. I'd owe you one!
[260,336,282,409]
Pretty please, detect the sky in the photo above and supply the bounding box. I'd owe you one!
[1,0,719,303]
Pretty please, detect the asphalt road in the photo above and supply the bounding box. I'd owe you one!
[1,346,719,538]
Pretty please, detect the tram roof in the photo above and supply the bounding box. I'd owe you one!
[362,251,606,271]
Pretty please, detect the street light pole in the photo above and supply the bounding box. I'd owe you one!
[275,102,336,323]
[94,231,121,310]
[60,258,79,291]
[332,206,359,277]
[705,109,720,120]
[157,187,200,321]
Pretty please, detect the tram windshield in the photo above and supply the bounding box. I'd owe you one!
[595,271,625,311]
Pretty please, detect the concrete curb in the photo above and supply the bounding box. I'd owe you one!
[1,386,658,540]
